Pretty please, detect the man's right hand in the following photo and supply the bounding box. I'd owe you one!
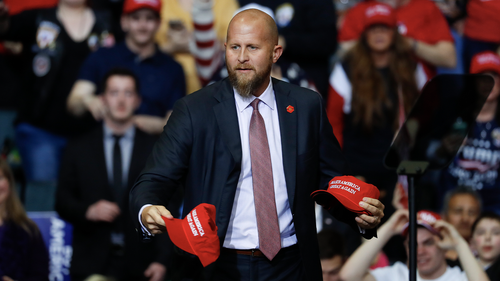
[83,95,106,121]
[141,205,173,234]
[86,200,120,222]
[384,209,409,236]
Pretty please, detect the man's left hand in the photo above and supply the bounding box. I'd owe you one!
[434,220,463,250]
[355,197,385,229]
[144,262,166,281]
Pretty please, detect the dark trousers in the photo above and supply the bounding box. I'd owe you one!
[211,245,305,281]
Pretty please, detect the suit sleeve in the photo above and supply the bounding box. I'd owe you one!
[55,143,94,226]
[318,94,377,239]
[318,93,347,189]
[129,98,193,230]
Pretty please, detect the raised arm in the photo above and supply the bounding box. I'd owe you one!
[67,80,105,119]
[434,220,490,281]
[409,39,457,68]
[340,209,409,281]
[133,110,172,135]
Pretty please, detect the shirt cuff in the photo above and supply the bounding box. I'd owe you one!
[139,204,153,237]
[358,225,366,235]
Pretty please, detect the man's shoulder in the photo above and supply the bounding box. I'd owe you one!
[135,128,159,146]
[443,265,468,281]
[152,49,183,69]
[181,78,231,103]
[66,127,102,150]
[90,43,119,57]
[369,261,408,281]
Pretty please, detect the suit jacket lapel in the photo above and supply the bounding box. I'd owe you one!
[92,127,113,198]
[128,130,143,190]
[273,78,297,211]
[213,79,242,165]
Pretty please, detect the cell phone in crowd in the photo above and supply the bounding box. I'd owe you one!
[169,20,185,31]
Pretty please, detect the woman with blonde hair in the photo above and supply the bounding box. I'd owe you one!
[0,158,49,280]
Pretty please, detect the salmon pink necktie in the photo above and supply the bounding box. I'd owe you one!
[249,98,281,260]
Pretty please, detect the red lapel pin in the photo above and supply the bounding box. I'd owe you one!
[287,105,294,113]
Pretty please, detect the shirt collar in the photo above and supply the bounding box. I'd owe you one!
[120,41,162,63]
[103,123,135,140]
[234,78,275,113]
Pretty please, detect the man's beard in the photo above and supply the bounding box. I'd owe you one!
[227,61,272,98]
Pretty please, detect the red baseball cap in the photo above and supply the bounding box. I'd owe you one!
[470,51,500,76]
[402,210,442,238]
[163,203,220,267]
[123,0,162,15]
[311,176,380,215]
[363,3,396,30]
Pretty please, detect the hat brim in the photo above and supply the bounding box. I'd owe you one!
[311,190,366,214]
[123,4,161,14]
[402,221,442,238]
[164,217,196,256]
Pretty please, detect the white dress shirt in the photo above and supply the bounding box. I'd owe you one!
[103,124,135,187]
[223,79,297,249]
[140,80,298,247]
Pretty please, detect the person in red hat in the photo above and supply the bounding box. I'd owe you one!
[440,51,500,216]
[340,209,490,281]
[131,8,385,281]
[67,0,185,136]
[338,0,455,78]
[326,3,425,221]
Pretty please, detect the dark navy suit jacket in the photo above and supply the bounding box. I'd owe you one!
[130,78,373,280]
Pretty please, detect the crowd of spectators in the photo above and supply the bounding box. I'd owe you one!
[0,0,500,280]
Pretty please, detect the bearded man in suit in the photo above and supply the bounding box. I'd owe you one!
[131,9,385,281]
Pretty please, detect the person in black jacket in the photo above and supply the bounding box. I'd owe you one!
[55,68,170,281]
[132,10,384,280]
[0,0,114,210]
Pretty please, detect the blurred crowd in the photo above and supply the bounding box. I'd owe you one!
[0,0,500,280]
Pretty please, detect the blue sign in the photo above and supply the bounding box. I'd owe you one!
[28,212,73,281]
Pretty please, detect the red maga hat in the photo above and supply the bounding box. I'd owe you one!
[163,203,220,267]
[402,210,442,238]
[311,176,380,215]
[363,3,396,30]
[123,0,161,14]
[470,51,500,76]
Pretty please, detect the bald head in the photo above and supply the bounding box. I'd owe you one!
[227,9,279,45]
[225,8,283,97]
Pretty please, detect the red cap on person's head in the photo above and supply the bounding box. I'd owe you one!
[470,51,500,76]
[123,0,162,15]
[163,203,220,267]
[402,210,442,238]
[363,3,396,30]
[310,176,380,215]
